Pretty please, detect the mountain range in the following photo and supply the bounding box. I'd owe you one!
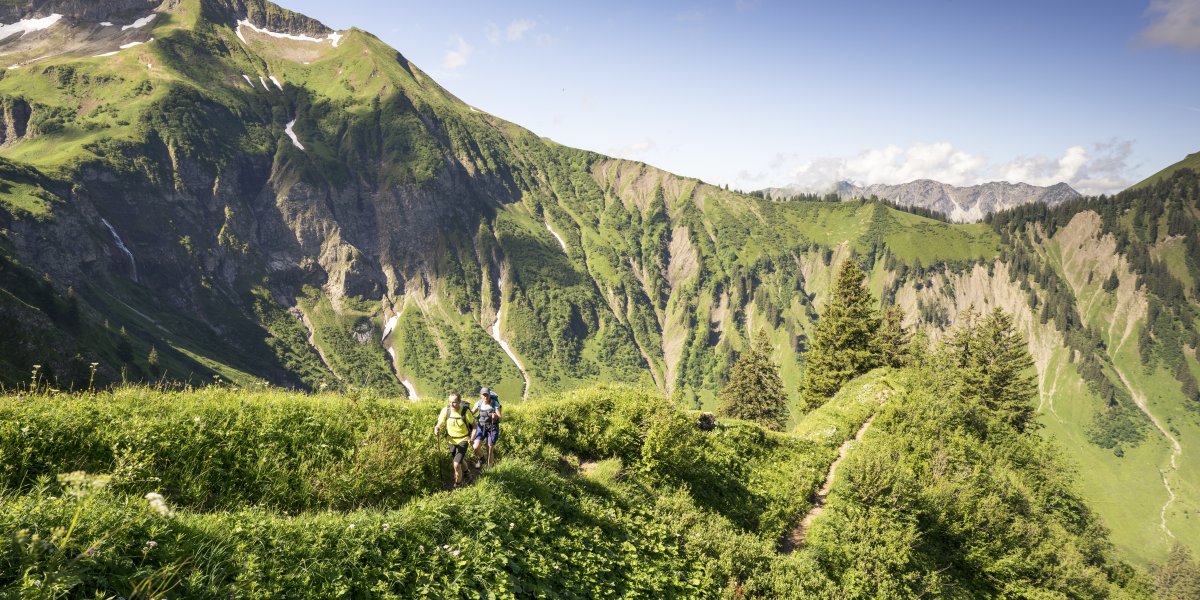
[0,0,1197,569]
[765,179,1082,223]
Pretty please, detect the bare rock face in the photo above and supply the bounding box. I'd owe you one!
[767,179,1081,223]
[199,0,332,36]
[849,180,1080,222]
[0,0,162,23]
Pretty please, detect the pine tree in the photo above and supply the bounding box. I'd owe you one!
[799,260,880,409]
[874,305,910,368]
[1102,271,1120,292]
[718,330,788,430]
[1153,543,1200,600]
[955,308,1038,432]
[116,326,133,362]
[147,346,160,376]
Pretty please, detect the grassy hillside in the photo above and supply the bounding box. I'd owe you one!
[0,365,1159,597]
[0,0,1196,574]
[1132,152,1200,190]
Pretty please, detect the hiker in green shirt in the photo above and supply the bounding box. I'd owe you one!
[433,391,475,486]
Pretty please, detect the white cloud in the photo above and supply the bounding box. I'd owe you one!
[1141,0,1200,50]
[791,142,988,189]
[442,35,473,70]
[784,140,1136,196]
[506,19,535,41]
[999,139,1136,195]
[487,19,536,44]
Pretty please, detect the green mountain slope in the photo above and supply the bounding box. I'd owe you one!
[1132,151,1200,190]
[0,370,1161,597]
[0,0,1197,568]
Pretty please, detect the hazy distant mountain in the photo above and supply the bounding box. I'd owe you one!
[767,179,1082,222]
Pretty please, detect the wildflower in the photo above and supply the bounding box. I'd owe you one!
[451,549,461,557]
[58,471,111,498]
[508,522,514,529]
[554,565,560,571]
[381,523,391,531]
[144,492,172,517]
[442,544,449,550]
[419,545,425,552]
[86,548,98,556]
[347,523,355,530]
[145,540,158,550]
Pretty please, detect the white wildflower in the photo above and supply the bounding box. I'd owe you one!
[144,492,173,517]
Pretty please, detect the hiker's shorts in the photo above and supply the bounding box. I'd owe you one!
[449,441,469,464]
[473,426,499,446]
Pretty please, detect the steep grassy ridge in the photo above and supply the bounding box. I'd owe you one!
[0,371,1154,598]
[0,0,1198,568]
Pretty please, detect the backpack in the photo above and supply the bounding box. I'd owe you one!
[444,403,471,432]
[477,393,501,429]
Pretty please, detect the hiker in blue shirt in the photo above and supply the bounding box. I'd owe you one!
[471,386,502,468]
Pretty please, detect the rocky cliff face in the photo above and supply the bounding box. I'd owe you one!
[0,0,162,22]
[851,179,1080,222]
[768,179,1081,222]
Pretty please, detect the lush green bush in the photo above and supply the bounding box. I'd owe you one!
[0,376,1153,598]
[0,381,831,598]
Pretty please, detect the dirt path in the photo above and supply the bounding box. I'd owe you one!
[1112,363,1181,540]
[782,414,877,552]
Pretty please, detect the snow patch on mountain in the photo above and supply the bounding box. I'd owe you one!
[237,19,343,48]
[121,14,156,30]
[285,120,304,150]
[0,14,62,40]
[381,314,398,341]
[268,75,283,91]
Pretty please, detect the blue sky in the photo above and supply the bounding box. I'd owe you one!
[282,0,1200,194]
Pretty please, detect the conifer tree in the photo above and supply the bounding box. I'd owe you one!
[953,308,1038,432]
[718,330,788,430]
[1152,543,1200,600]
[874,305,910,368]
[1102,271,1120,292]
[799,259,880,409]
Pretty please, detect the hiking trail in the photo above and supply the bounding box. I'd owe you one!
[782,413,878,553]
[1113,362,1181,540]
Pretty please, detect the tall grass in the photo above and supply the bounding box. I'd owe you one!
[0,378,887,597]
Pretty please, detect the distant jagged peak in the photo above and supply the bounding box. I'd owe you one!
[0,0,164,24]
[199,0,334,39]
[765,178,1081,223]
